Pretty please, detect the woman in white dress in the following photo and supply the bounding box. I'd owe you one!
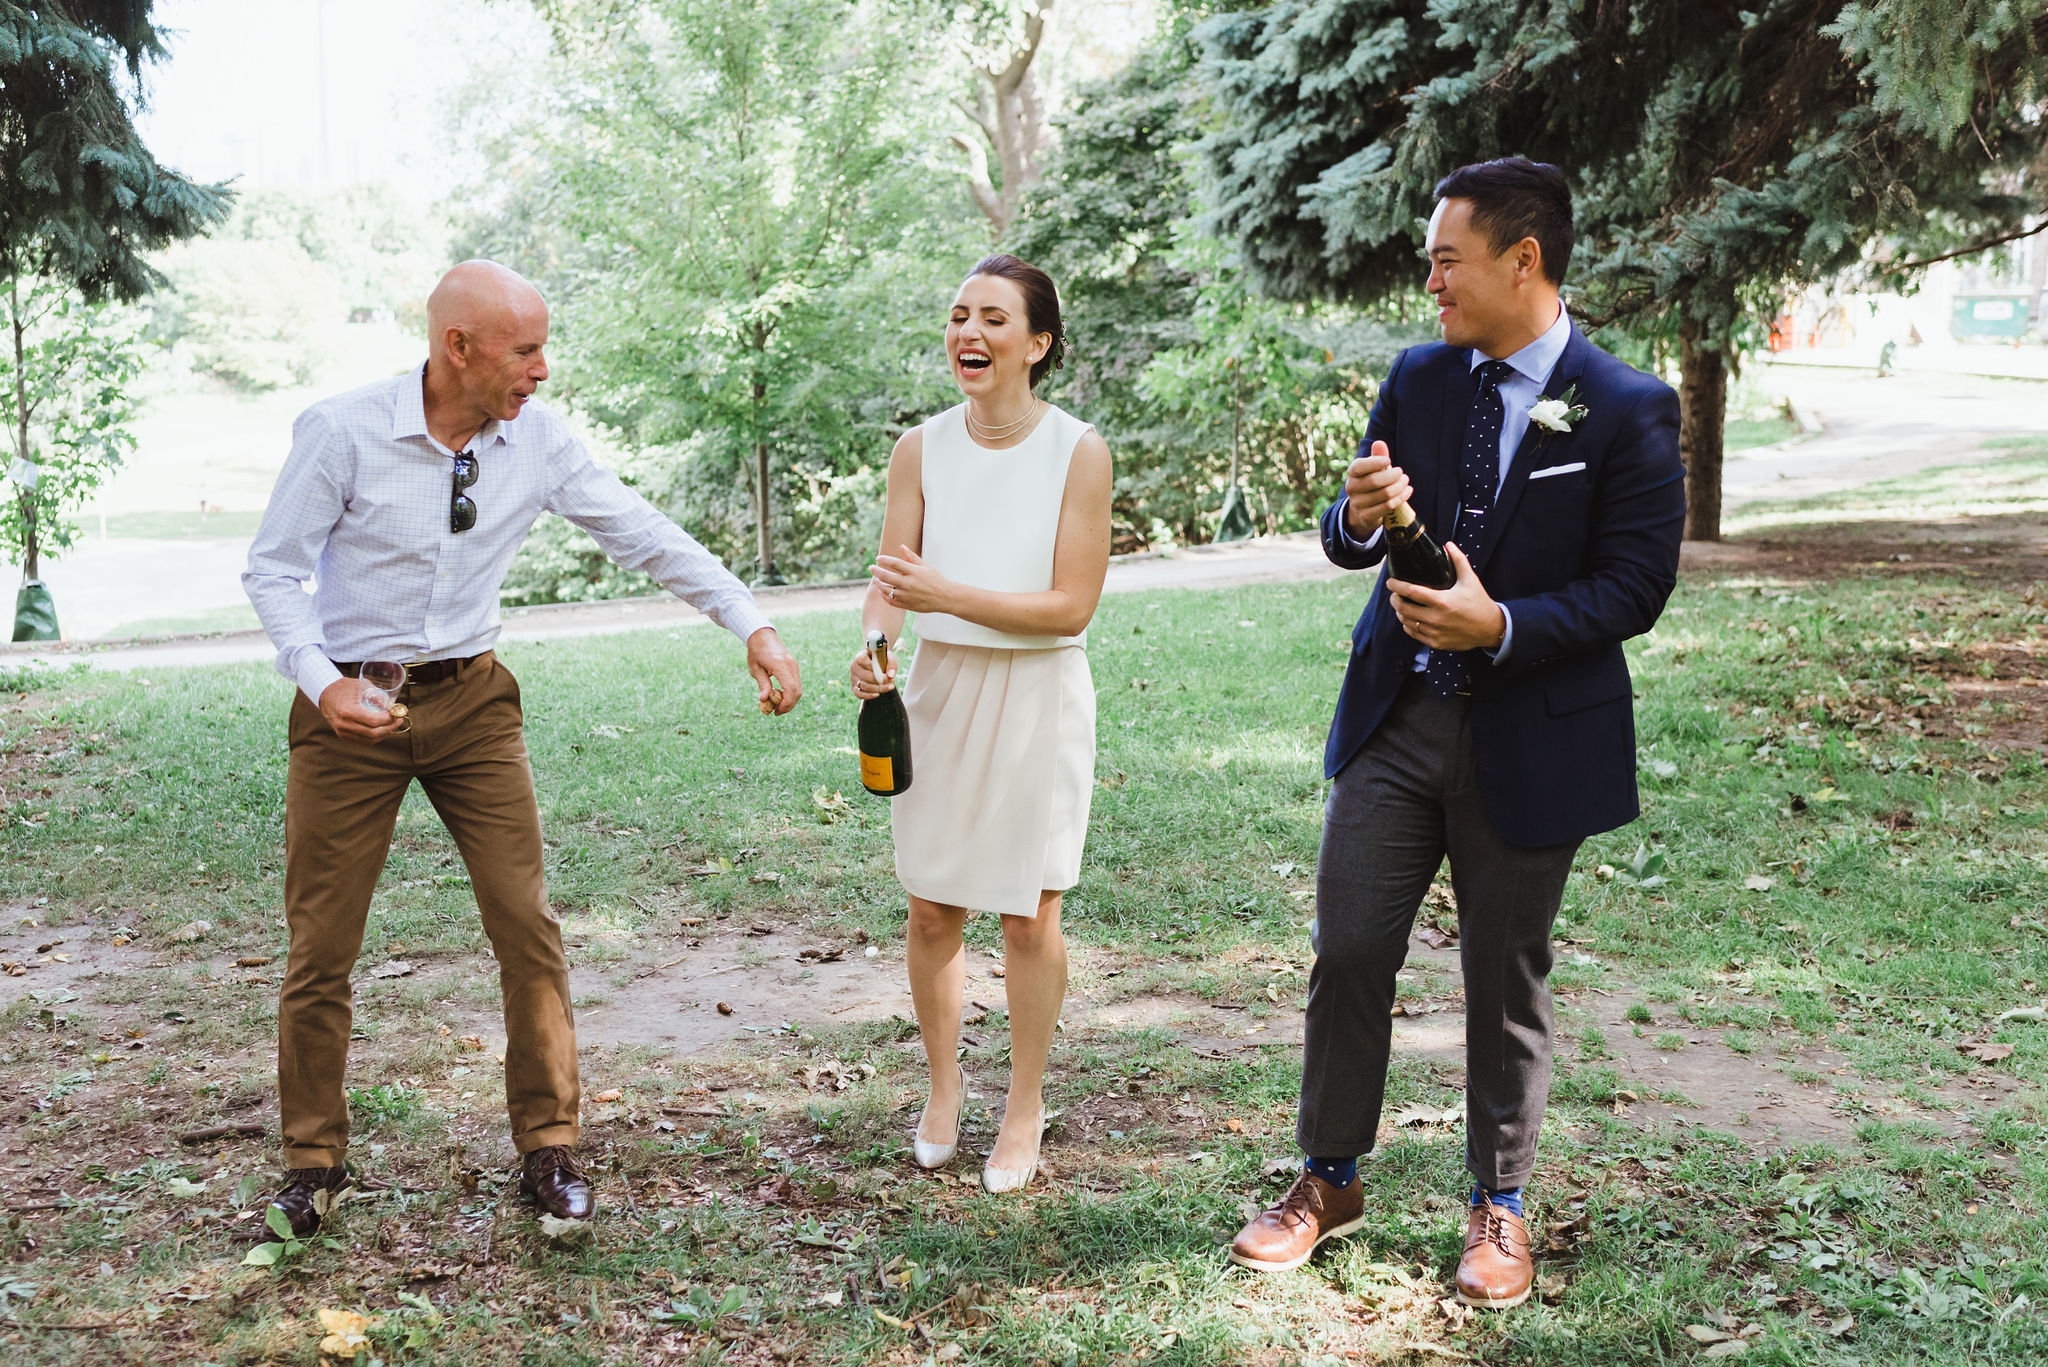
[848,254,1111,1193]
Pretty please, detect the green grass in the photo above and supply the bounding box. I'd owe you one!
[0,527,2045,1362]
[1727,435,2048,533]
[100,602,264,638]
[1725,411,1804,452]
[98,509,267,541]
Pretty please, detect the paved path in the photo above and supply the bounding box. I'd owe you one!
[13,367,2045,671]
[1726,365,2048,507]
[4,534,1347,672]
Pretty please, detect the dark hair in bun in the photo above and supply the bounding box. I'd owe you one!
[967,253,1065,388]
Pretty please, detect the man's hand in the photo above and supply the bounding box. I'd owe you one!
[1387,543,1507,651]
[747,627,802,716]
[319,677,403,745]
[1343,440,1414,540]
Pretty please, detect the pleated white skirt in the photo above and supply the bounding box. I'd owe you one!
[890,640,1095,918]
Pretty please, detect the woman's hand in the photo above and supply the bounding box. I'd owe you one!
[870,545,955,615]
[848,642,897,700]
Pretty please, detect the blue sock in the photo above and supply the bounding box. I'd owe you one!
[1472,1184,1524,1218]
[1305,1156,1357,1189]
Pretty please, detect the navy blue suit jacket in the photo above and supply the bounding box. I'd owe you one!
[1321,323,1685,848]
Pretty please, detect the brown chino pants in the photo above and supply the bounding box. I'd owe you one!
[278,652,578,1168]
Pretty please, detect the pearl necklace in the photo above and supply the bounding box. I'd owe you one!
[966,397,1041,442]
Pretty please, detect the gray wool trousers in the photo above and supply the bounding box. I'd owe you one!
[1298,676,1581,1190]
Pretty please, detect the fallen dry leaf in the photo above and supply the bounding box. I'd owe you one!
[455,1034,484,1051]
[236,955,273,967]
[1684,1325,1733,1344]
[539,1212,592,1242]
[370,960,413,979]
[1959,1042,2015,1063]
[1542,1213,1588,1254]
[1703,1342,1748,1359]
[1390,1103,1462,1128]
[716,1001,734,1015]
[1743,875,1775,892]
[589,1088,623,1104]
[317,1307,376,1358]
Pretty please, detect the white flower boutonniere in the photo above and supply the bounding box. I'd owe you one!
[1529,384,1590,434]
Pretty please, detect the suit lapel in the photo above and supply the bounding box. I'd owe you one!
[1434,357,1479,538]
[1477,325,1590,575]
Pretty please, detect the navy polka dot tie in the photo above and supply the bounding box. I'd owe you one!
[1424,359,1514,699]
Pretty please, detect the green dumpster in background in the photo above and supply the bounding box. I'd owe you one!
[1950,292,2033,341]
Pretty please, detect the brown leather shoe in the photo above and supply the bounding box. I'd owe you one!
[1228,1171,1367,1272]
[1455,1199,1534,1308]
[520,1146,594,1232]
[265,1165,351,1238]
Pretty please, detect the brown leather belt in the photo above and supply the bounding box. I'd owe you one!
[334,654,481,685]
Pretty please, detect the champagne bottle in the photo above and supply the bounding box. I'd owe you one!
[857,629,913,796]
[1381,499,1457,590]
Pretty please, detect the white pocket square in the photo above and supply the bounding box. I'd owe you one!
[1527,461,1586,481]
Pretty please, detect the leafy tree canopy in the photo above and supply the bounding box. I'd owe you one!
[0,0,230,299]
[1195,0,2048,537]
[468,0,976,585]
[1014,19,1418,547]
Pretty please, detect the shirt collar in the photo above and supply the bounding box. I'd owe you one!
[1470,301,1571,386]
[392,361,512,454]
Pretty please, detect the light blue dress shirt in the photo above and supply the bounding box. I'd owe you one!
[1339,302,1571,671]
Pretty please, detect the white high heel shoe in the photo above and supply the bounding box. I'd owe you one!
[913,1063,967,1169]
[981,1105,1045,1194]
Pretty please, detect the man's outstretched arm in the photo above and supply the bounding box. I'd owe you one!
[545,437,802,714]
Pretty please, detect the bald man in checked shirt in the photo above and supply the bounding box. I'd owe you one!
[243,260,803,1240]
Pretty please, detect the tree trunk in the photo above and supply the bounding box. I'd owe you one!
[10,275,33,581]
[952,1,1054,237]
[749,318,778,583]
[1678,321,1728,542]
[754,434,774,582]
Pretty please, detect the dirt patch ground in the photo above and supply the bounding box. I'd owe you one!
[1683,511,2048,589]
[7,910,2014,1173]
[0,917,160,1011]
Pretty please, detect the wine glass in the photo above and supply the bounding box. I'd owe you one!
[359,659,412,733]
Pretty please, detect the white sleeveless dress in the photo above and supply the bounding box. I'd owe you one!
[891,402,1098,918]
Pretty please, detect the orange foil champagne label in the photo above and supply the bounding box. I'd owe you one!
[860,752,894,789]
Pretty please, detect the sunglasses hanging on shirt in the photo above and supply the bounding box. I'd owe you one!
[451,452,479,533]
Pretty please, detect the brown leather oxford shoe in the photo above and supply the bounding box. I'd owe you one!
[1455,1198,1534,1308]
[1228,1171,1367,1272]
[520,1146,594,1231]
[265,1165,352,1239]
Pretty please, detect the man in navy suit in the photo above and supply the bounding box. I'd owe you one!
[1229,158,1685,1307]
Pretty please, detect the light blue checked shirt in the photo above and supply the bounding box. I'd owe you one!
[1337,303,1571,668]
[245,364,773,704]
